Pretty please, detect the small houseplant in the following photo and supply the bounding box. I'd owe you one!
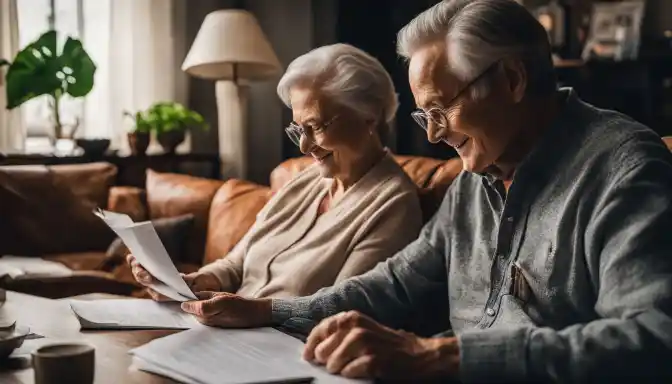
[131,101,208,154]
[2,30,96,143]
[123,111,152,155]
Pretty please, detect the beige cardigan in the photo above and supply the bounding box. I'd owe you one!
[199,153,423,298]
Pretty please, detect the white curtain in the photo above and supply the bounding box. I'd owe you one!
[0,0,24,153]
[99,0,189,152]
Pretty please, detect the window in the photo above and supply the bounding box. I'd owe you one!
[16,0,111,151]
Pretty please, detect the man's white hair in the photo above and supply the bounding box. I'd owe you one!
[277,43,398,141]
[397,0,556,99]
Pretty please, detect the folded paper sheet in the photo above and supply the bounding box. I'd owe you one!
[130,326,367,384]
[70,299,199,330]
[94,209,197,302]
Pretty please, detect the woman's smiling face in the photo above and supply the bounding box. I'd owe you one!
[289,87,379,180]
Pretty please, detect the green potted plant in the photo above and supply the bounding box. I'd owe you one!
[2,30,96,144]
[123,111,152,156]
[144,101,208,153]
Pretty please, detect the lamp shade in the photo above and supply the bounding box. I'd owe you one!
[182,10,282,81]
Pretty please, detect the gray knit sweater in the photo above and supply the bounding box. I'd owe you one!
[272,88,672,383]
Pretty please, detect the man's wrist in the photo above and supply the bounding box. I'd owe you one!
[420,336,460,378]
[255,298,273,326]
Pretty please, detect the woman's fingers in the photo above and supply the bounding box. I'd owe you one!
[126,254,155,286]
[146,288,171,302]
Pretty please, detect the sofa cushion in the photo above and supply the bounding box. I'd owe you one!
[0,163,117,256]
[108,186,148,222]
[395,156,463,222]
[49,162,117,210]
[145,170,225,265]
[203,179,271,266]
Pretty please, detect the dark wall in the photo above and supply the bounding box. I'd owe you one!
[333,0,455,160]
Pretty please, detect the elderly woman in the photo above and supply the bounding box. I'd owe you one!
[127,43,422,300]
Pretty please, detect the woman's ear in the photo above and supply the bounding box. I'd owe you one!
[501,58,527,103]
[364,117,378,135]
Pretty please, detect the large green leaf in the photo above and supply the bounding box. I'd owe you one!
[4,30,96,109]
[60,37,95,97]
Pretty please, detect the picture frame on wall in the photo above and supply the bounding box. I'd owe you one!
[581,1,646,61]
[531,1,566,49]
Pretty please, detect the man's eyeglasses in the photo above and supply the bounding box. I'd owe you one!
[411,61,500,131]
[285,115,339,147]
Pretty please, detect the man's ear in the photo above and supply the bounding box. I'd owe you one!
[501,58,527,103]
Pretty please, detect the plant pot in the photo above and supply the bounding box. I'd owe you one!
[157,131,185,154]
[128,132,150,156]
[76,138,110,157]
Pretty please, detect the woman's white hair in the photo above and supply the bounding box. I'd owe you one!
[397,0,556,99]
[277,43,398,141]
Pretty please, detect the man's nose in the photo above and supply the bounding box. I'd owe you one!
[426,120,444,144]
[299,135,316,154]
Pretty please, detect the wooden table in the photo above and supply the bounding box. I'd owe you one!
[0,291,179,383]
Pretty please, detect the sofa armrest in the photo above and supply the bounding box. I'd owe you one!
[1,271,140,299]
[108,186,148,221]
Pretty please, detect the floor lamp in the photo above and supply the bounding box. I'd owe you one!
[182,10,281,179]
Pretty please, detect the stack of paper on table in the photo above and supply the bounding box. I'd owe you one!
[70,299,200,330]
[0,255,73,279]
[94,209,197,302]
[130,326,368,384]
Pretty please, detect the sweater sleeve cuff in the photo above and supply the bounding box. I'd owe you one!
[271,298,295,324]
[457,326,531,383]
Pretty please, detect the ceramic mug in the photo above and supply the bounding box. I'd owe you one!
[32,343,95,384]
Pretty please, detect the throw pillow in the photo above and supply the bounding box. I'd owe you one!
[99,213,195,272]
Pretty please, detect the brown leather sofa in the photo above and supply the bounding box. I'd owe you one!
[0,155,461,298]
[0,162,135,297]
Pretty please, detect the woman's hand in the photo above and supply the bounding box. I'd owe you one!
[187,272,221,293]
[126,254,221,301]
[181,291,272,328]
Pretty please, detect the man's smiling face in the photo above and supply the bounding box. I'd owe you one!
[408,43,521,174]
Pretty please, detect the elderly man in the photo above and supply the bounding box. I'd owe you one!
[181,0,672,382]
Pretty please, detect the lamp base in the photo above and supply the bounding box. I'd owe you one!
[215,80,248,179]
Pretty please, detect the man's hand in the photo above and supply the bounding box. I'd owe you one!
[181,291,272,328]
[304,311,460,380]
[126,254,221,301]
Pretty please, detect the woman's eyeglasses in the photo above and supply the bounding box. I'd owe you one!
[285,115,339,147]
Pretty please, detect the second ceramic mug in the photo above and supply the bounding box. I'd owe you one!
[32,343,95,384]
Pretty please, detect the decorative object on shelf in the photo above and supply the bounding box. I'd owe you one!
[582,1,645,62]
[75,138,110,157]
[532,0,566,50]
[123,111,151,156]
[182,10,282,179]
[1,30,96,143]
[126,102,208,154]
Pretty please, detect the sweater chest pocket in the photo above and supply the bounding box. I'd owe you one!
[515,238,559,303]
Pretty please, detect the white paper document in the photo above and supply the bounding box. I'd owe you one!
[70,299,199,330]
[130,327,368,384]
[94,209,197,302]
[0,255,73,279]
